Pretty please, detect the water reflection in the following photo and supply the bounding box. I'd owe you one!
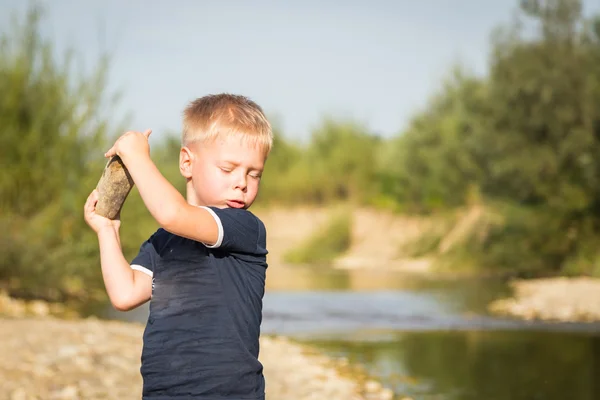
[94,264,600,400]
[266,264,512,315]
[305,330,600,400]
[97,265,512,328]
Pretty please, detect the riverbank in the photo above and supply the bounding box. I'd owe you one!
[0,315,396,400]
[257,207,600,324]
[255,207,433,273]
[488,276,600,322]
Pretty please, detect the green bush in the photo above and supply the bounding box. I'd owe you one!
[0,6,179,301]
[0,6,116,300]
[4,0,600,303]
[400,211,460,258]
[284,210,352,264]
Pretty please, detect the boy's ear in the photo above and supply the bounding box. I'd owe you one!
[179,147,193,179]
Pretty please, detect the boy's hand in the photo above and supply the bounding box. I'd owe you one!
[84,189,121,234]
[105,129,152,162]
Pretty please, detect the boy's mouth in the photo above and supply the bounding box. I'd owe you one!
[226,200,245,209]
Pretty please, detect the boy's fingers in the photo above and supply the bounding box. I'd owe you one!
[105,146,116,158]
[143,129,152,139]
[84,194,93,214]
[85,190,98,209]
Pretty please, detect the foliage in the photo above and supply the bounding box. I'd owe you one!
[383,0,600,276]
[380,70,491,212]
[0,6,115,300]
[258,119,381,205]
[283,210,352,264]
[0,6,176,301]
[4,0,600,303]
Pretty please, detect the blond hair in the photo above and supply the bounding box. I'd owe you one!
[182,93,272,155]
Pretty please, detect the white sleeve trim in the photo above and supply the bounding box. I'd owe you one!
[199,206,224,248]
[131,264,153,277]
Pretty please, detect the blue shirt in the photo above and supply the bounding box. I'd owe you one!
[131,206,268,399]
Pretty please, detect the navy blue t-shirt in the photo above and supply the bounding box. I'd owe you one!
[130,206,268,400]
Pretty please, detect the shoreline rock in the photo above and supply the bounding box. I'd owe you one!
[0,316,395,400]
[488,276,600,322]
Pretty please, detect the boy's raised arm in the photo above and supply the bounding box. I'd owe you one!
[105,130,220,246]
[127,155,220,245]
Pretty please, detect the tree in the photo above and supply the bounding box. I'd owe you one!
[382,69,490,211]
[0,6,121,301]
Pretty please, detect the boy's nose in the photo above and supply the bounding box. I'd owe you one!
[234,175,247,191]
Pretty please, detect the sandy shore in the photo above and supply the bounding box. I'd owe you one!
[488,276,600,322]
[0,316,396,400]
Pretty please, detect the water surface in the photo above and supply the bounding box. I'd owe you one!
[101,264,600,399]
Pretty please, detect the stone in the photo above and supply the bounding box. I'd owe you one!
[10,388,27,400]
[95,156,134,220]
[50,385,78,400]
[364,379,382,392]
[28,300,50,316]
[0,318,394,400]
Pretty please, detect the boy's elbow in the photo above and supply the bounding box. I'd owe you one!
[110,296,136,312]
[111,301,133,312]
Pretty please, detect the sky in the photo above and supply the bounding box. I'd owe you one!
[2,0,599,142]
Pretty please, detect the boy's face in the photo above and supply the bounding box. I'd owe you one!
[182,136,266,209]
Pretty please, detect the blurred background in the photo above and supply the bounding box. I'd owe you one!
[2,0,600,399]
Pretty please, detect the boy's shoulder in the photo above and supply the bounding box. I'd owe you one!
[204,207,268,257]
[203,206,267,236]
[205,206,264,222]
[144,207,268,258]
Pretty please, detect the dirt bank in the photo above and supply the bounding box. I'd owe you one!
[488,276,600,322]
[0,316,397,400]
[258,207,600,324]
[255,207,432,273]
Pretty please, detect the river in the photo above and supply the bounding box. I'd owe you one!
[99,265,600,400]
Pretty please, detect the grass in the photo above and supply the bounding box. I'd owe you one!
[284,209,352,264]
[399,210,459,258]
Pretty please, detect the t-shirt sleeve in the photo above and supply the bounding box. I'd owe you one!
[130,237,158,277]
[199,206,267,257]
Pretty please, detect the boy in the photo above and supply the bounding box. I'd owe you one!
[84,94,272,399]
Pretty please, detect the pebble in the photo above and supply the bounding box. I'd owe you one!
[488,277,600,322]
[0,317,398,400]
[10,388,27,400]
